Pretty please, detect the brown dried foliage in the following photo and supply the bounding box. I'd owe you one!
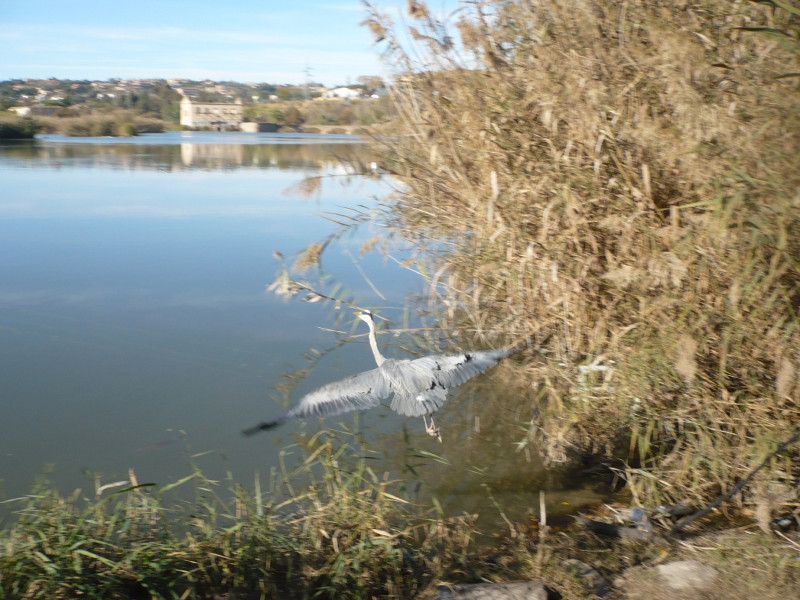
[365,0,800,508]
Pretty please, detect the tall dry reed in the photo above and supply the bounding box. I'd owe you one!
[363,0,799,511]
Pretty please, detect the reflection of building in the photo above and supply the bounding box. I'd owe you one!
[180,143,245,168]
[180,97,243,130]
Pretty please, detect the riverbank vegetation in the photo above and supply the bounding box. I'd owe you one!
[0,114,37,139]
[3,432,797,599]
[244,97,396,133]
[1,435,478,598]
[10,98,393,137]
[5,80,182,136]
[33,109,170,137]
[359,0,799,514]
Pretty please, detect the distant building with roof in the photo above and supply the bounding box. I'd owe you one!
[320,87,362,100]
[179,96,243,130]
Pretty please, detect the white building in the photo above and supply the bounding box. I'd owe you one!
[321,87,362,99]
[180,96,243,130]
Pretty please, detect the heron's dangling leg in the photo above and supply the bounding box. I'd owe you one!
[423,415,442,443]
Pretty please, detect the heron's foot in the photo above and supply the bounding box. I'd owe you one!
[423,415,442,443]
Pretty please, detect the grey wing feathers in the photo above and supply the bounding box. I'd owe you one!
[242,368,390,436]
[416,348,512,388]
[286,368,389,419]
[243,347,514,435]
[389,348,512,417]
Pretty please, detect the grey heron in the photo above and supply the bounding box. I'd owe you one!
[243,310,515,441]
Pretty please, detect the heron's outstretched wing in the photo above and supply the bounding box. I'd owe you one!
[243,368,390,436]
[416,348,513,388]
[388,348,513,417]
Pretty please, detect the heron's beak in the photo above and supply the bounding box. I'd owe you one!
[354,311,362,317]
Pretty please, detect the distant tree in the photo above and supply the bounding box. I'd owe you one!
[115,92,134,109]
[357,76,384,92]
[196,91,230,103]
[266,107,284,123]
[256,83,277,94]
[282,105,305,128]
[153,82,181,123]
[0,116,37,139]
[243,104,283,122]
[136,92,154,113]
[276,86,304,101]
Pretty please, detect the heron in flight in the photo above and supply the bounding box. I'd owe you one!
[243,310,514,441]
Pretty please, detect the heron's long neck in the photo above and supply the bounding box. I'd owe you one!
[366,320,385,366]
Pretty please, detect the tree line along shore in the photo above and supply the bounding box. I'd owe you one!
[0,78,395,138]
[0,98,395,139]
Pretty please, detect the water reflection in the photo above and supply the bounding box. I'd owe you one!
[0,132,369,172]
[0,133,612,532]
[359,371,610,533]
[0,133,415,505]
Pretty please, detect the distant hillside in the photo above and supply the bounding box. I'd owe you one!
[1,77,393,132]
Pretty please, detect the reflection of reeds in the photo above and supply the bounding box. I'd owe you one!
[359,0,799,514]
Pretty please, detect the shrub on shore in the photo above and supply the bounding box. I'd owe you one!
[0,115,37,139]
[35,110,169,137]
[361,0,799,512]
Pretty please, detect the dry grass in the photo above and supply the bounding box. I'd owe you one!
[35,110,168,136]
[4,455,795,598]
[361,0,800,512]
[0,432,485,598]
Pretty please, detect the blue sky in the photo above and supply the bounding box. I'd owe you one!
[0,0,414,86]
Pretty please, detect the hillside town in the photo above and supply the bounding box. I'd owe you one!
[1,77,384,110]
[0,76,390,135]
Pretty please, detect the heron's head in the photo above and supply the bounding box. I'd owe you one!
[354,310,374,326]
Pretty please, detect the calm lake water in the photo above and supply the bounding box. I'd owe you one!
[0,132,607,531]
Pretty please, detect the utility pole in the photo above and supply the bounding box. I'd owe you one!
[304,65,312,100]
